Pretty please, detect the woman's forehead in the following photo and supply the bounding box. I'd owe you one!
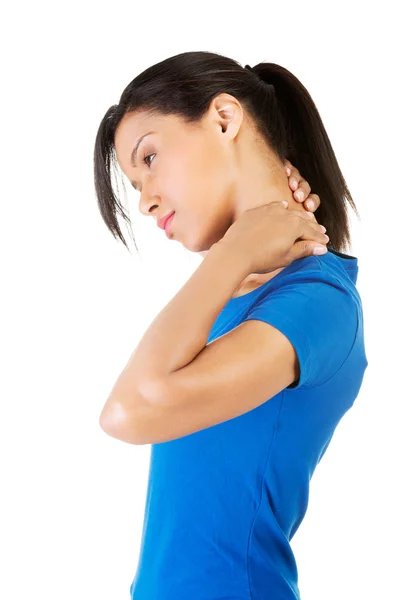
[117,110,184,137]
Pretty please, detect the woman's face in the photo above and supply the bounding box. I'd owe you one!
[114,102,240,253]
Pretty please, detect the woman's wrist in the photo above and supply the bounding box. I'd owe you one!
[207,240,252,280]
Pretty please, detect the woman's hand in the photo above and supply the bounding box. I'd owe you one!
[198,161,321,260]
[284,159,321,216]
[218,201,329,275]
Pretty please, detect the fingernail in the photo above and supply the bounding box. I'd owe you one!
[313,246,328,255]
[285,167,291,176]
[295,190,304,201]
[291,179,298,190]
[306,200,315,210]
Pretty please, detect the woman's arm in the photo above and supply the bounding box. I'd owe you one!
[99,242,299,444]
[99,242,249,434]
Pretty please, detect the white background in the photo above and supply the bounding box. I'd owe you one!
[1,1,398,598]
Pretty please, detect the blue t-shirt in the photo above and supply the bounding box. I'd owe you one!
[130,247,368,600]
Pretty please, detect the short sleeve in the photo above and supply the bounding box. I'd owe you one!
[241,266,359,390]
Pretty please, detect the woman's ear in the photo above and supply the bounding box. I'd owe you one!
[210,93,243,140]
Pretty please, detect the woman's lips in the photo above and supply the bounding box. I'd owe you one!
[164,213,175,238]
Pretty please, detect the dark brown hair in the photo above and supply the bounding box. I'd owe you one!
[93,50,360,254]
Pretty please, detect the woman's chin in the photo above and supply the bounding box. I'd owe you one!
[173,222,218,254]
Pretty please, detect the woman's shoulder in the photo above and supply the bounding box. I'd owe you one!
[267,246,360,294]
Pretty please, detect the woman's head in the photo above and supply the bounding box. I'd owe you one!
[113,93,288,253]
[94,51,359,254]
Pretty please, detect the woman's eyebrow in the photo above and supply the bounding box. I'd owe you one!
[130,131,156,168]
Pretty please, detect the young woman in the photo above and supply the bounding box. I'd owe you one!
[94,51,368,600]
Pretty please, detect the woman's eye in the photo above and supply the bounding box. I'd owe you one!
[143,153,156,167]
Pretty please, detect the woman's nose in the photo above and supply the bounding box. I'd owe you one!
[139,184,160,217]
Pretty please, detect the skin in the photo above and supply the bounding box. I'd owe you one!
[114,93,322,298]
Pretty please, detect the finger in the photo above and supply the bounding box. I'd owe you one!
[295,209,327,231]
[267,200,289,208]
[304,193,321,213]
[288,165,301,191]
[293,212,329,242]
[284,159,294,177]
[302,222,329,245]
[291,239,328,260]
[293,179,312,204]
[283,160,300,188]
